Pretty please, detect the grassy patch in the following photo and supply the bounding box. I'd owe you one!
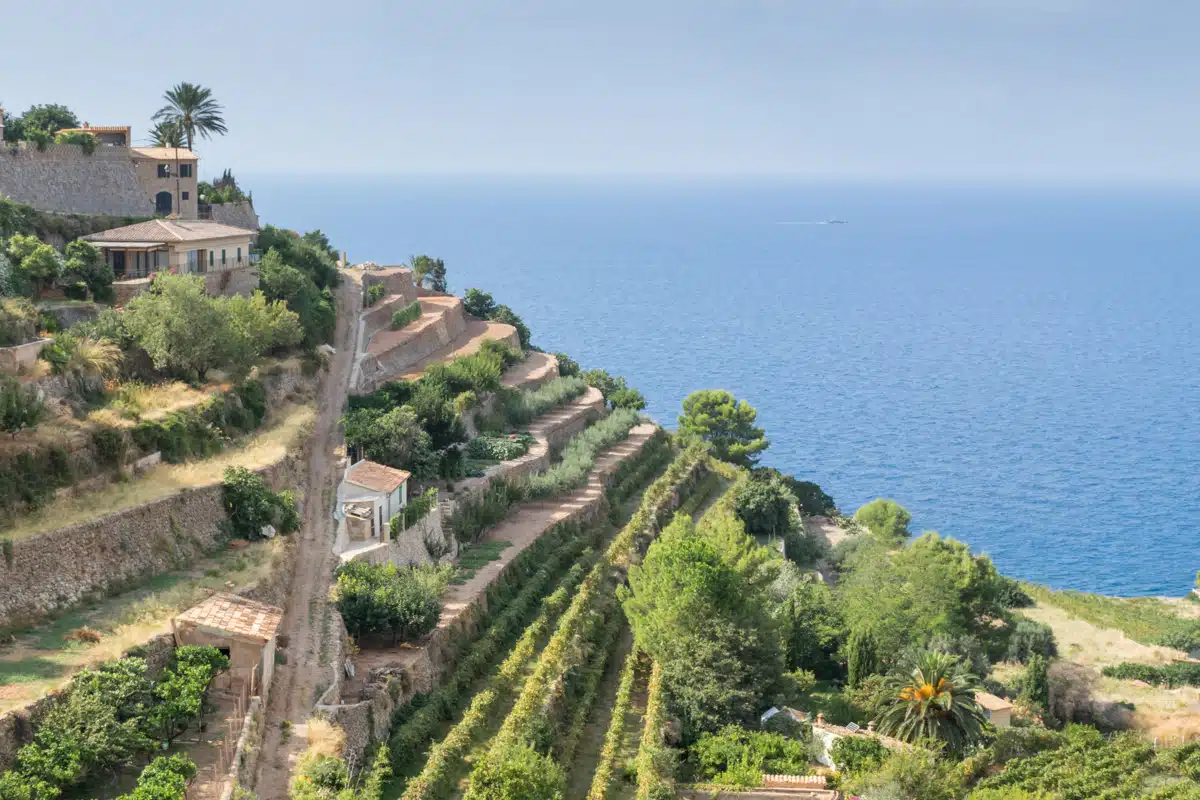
[4,403,314,542]
[452,540,512,583]
[0,537,284,713]
[1026,584,1196,647]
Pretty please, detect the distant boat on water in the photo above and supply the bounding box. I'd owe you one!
[827,219,848,224]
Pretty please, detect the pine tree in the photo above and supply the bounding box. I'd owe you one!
[847,628,879,688]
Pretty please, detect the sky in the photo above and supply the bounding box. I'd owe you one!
[2,1,1197,181]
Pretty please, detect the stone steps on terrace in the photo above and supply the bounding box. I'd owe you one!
[501,351,559,389]
[347,422,657,694]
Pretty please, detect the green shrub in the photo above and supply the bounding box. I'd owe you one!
[390,300,423,330]
[390,487,439,536]
[853,498,912,542]
[734,474,794,537]
[91,426,129,467]
[485,376,588,429]
[554,352,580,377]
[446,477,527,545]
[1005,618,1058,663]
[468,433,535,461]
[365,283,386,307]
[526,409,639,499]
[1101,660,1200,688]
[150,646,230,742]
[54,131,97,154]
[221,466,300,540]
[463,288,496,318]
[586,647,641,800]
[0,297,40,346]
[463,742,566,800]
[0,375,47,435]
[692,725,809,787]
[333,561,450,643]
[830,734,889,774]
[117,754,197,800]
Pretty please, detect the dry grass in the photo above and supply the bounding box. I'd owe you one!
[304,717,347,758]
[0,536,288,714]
[4,403,315,542]
[1026,598,1200,740]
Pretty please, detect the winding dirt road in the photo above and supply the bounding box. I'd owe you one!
[254,277,360,799]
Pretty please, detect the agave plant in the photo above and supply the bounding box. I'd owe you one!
[875,649,986,753]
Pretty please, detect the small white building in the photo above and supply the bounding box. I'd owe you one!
[337,459,411,543]
[975,692,1014,728]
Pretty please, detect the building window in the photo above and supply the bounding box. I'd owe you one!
[209,251,214,267]
[221,250,227,265]
[179,164,193,178]
[237,247,242,261]
[157,164,169,178]
[187,250,198,271]
[182,191,189,200]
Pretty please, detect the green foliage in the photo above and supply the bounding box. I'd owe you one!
[411,254,448,292]
[117,754,197,800]
[342,404,437,478]
[790,479,837,515]
[733,473,794,537]
[1026,584,1200,650]
[53,130,96,154]
[678,389,769,467]
[463,742,566,800]
[971,724,1196,799]
[776,577,844,677]
[0,375,46,435]
[6,233,61,298]
[1101,660,1200,688]
[854,498,913,542]
[554,352,580,377]
[332,561,449,642]
[463,288,496,318]
[390,300,423,330]
[482,376,588,429]
[0,298,39,346]
[153,82,227,151]
[845,745,966,800]
[123,275,301,380]
[691,725,809,787]
[150,646,229,741]
[129,379,267,463]
[258,249,335,347]
[526,409,640,498]
[221,466,300,540]
[446,477,526,545]
[622,513,783,738]
[62,239,112,302]
[468,433,535,461]
[837,532,1010,664]
[876,649,986,753]
[831,734,889,774]
[489,305,531,349]
[1021,653,1050,710]
[994,576,1034,609]
[390,487,439,537]
[847,628,880,688]
[583,368,646,411]
[5,104,79,140]
[255,226,339,289]
[636,661,675,800]
[365,283,386,307]
[586,647,642,800]
[1006,618,1058,663]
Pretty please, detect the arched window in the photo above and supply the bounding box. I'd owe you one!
[155,191,172,215]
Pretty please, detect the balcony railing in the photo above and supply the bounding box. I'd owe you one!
[195,254,261,274]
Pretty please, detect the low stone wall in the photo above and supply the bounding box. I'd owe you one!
[0,338,50,374]
[204,266,259,298]
[219,697,263,800]
[361,285,421,340]
[0,452,304,629]
[362,299,468,384]
[0,143,152,216]
[341,507,450,569]
[114,277,152,306]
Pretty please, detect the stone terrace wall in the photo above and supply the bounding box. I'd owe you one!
[0,453,304,629]
[207,200,259,230]
[0,143,151,216]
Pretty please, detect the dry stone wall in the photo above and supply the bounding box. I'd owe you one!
[207,200,259,230]
[0,452,304,629]
[0,143,151,216]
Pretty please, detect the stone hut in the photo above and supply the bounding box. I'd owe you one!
[172,593,282,698]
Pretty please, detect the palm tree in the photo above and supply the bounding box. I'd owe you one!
[148,120,185,148]
[153,83,227,151]
[875,649,986,753]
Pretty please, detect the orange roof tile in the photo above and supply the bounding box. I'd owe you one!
[175,593,282,644]
[131,146,199,161]
[345,460,411,493]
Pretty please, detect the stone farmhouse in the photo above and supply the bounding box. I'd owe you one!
[0,113,256,227]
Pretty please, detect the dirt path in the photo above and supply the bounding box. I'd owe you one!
[254,278,361,799]
[566,626,634,799]
[806,515,849,586]
[610,656,650,800]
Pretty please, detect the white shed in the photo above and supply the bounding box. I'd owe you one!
[338,459,411,542]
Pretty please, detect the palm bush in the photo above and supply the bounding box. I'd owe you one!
[876,649,986,753]
[153,82,227,151]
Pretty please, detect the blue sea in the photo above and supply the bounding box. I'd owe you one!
[250,177,1200,597]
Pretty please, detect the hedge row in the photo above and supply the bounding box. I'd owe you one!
[129,378,267,463]
[585,646,644,800]
[636,661,674,800]
[390,487,439,537]
[390,300,423,330]
[1102,661,1200,688]
[557,608,625,765]
[476,376,590,431]
[398,571,584,800]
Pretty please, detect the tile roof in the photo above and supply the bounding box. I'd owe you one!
[131,146,199,161]
[83,218,255,244]
[58,125,131,135]
[345,460,411,493]
[175,593,282,644]
[975,692,1015,711]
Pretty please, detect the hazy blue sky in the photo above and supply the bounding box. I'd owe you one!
[3,1,1196,180]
